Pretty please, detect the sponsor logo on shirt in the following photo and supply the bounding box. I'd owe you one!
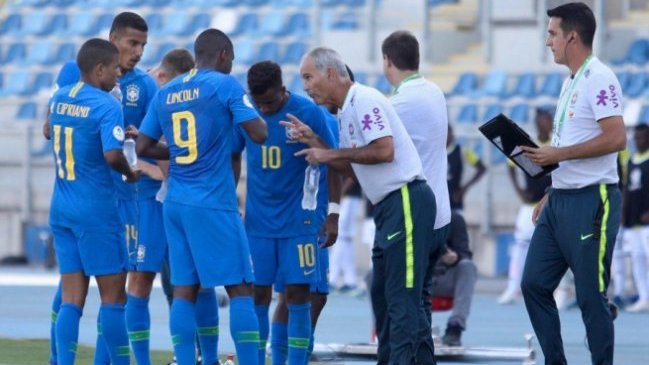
[372,107,385,130]
[361,114,372,131]
[596,89,609,106]
[126,84,140,103]
[608,84,619,108]
[113,126,125,141]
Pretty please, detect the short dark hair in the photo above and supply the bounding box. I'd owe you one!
[160,48,195,77]
[536,107,554,119]
[110,12,148,35]
[77,38,119,75]
[547,2,596,48]
[247,61,282,95]
[381,30,419,71]
[194,29,233,63]
[635,123,649,133]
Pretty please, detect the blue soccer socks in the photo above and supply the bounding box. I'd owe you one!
[255,304,270,365]
[55,303,82,365]
[196,290,219,365]
[287,303,311,365]
[170,298,197,365]
[230,296,260,365]
[99,304,130,365]
[126,294,151,365]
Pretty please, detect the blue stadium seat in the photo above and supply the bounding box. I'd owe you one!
[616,70,630,92]
[234,40,255,65]
[282,41,306,64]
[539,72,562,97]
[0,70,30,96]
[482,104,503,122]
[352,71,367,85]
[375,75,391,94]
[154,11,191,36]
[40,13,68,36]
[256,42,280,62]
[1,43,27,65]
[0,14,21,36]
[456,104,477,124]
[25,41,53,65]
[199,0,240,6]
[450,72,478,96]
[187,14,212,35]
[58,10,94,36]
[341,0,365,6]
[474,69,507,98]
[0,72,3,89]
[243,0,269,5]
[271,0,313,7]
[51,43,76,64]
[615,39,649,66]
[16,102,38,120]
[84,13,114,36]
[509,103,529,124]
[148,0,172,5]
[259,11,285,36]
[280,13,310,37]
[146,13,164,35]
[508,73,536,98]
[639,105,649,123]
[625,72,647,98]
[230,13,258,37]
[288,74,307,96]
[320,0,342,6]
[331,11,359,30]
[51,0,77,7]
[14,10,48,36]
[23,71,54,96]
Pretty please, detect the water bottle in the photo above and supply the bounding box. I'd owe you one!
[301,164,319,211]
[123,138,137,167]
[223,353,235,365]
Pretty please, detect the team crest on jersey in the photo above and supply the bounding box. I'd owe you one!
[126,84,140,103]
[571,92,578,105]
[285,126,298,143]
[113,126,125,141]
[137,245,146,262]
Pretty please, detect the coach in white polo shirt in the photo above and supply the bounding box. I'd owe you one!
[288,47,439,365]
[520,3,626,365]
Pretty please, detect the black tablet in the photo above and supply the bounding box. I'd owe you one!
[478,113,558,179]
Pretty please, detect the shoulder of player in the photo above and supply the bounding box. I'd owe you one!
[583,60,619,86]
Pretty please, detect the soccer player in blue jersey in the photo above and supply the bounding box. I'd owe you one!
[136,29,267,365]
[49,38,139,365]
[43,12,160,365]
[231,61,339,365]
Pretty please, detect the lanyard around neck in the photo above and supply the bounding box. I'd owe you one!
[394,72,421,94]
[553,55,594,145]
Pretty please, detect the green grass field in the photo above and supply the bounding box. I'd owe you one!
[0,338,174,365]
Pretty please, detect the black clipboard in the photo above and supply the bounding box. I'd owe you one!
[478,113,558,179]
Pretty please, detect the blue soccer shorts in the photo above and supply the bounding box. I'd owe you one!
[117,199,138,268]
[164,201,254,287]
[249,235,319,287]
[51,224,127,276]
[134,199,167,273]
[275,245,328,294]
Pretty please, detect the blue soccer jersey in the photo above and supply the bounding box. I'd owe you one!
[54,60,81,91]
[139,68,259,211]
[48,81,124,230]
[118,68,159,200]
[232,93,336,238]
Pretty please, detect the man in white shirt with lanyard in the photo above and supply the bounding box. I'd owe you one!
[286,47,440,365]
[521,3,626,364]
[381,30,457,342]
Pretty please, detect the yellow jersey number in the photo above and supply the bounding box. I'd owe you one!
[261,145,281,169]
[172,111,198,164]
[297,243,316,268]
[53,125,76,180]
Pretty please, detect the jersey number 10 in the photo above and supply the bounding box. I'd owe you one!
[53,125,75,181]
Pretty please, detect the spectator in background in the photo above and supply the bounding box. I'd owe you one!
[431,211,477,347]
[623,123,649,312]
[499,108,553,304]
[446,124,486,214]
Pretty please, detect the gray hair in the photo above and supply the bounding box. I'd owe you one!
[303,47,350,79]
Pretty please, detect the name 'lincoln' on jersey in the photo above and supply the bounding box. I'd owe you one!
[139,68,259,211]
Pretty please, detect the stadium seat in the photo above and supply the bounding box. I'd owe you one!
[639,105,649,123]
[154,11,191,36]
[625,72,647,99]
[450,72,478,96]
[259,10,285,36]
[51,43,76,65]
[243,0,269,5]
[508,73,536,98]
[0,70,30,96]
[538,72,562,97]
[320,0,342,6]
[16,102,38,120]
[330,11,359,30]
[23,71,53,96]
[25,41,53,66]
[352,71,367,85]
[148,0,172,6]
[185,13,211,36]
[39,13,68,36]
[1,43,27,65]
[456,104,477,124]
[14,10,48,36]
[288,74,306,96]
[84,13,114,37]
[482,104,503,122]
[145,13,164,36]
[473,69,507,98]
[234,40,256,65]
[58,10,93,36]
[279,12,310,37]
[0,14,21,36]
[375,75,392,94]
[615,39,649,66]
[282,41,306,64]
[50,0,77,7]
[616,70,630,93]
[256,42,280,63]
[230,13,259,37]
[341,0,365,6]
[509,103,529,124]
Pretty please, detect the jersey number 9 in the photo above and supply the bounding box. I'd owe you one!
[53,125,75,181]
[172,111,198,164]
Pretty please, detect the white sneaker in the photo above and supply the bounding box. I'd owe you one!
[626,300,649,313]
[554,287,576,311]
[497,289,520,305]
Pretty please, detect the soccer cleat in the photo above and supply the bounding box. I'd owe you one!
[442,324,463,347]
[625,299,649,313]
